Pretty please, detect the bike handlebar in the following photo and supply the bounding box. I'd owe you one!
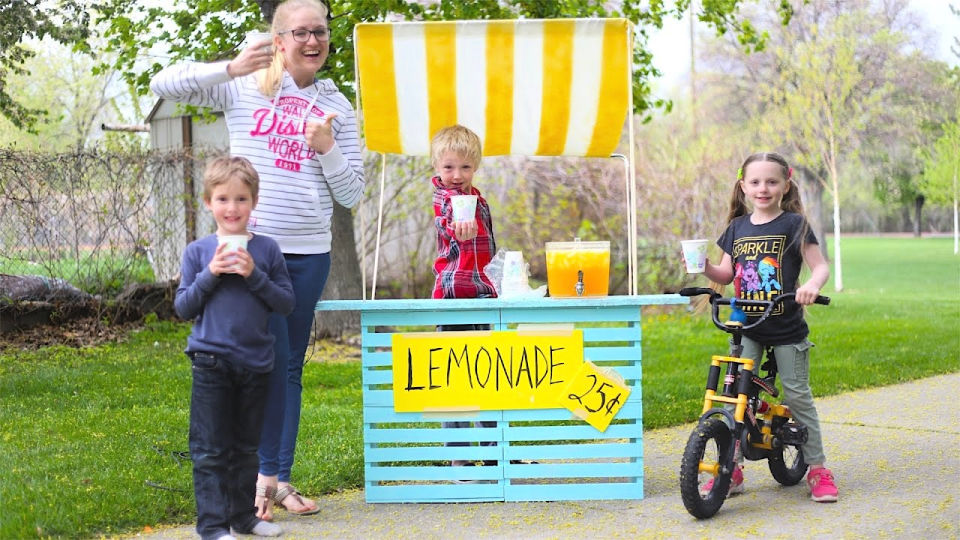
[678,287,830,333]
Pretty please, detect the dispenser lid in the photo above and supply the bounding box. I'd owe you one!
[545,238,610,251]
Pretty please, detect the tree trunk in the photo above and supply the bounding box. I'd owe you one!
[913,194,925,238]
[954,194,958,255]
[798,165,827,259]
[315,204,362,338]
[832,191,843,292]
[255,0,280,23]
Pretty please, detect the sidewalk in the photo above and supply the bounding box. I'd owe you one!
[137,373,960,539]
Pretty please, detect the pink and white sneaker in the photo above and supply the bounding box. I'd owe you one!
[699,465,744,497]
[807,467,839,502]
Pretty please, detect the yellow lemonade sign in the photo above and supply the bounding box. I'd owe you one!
[392,330,584,412]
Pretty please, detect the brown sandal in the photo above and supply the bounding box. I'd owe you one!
[273,484,320,516]
[255,484,276,521]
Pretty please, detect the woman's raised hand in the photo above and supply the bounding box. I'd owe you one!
[226,39,274,78]
[305,113,338,155]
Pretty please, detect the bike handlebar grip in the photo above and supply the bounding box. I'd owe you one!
[815,295,831,305]
[679,287,715,297]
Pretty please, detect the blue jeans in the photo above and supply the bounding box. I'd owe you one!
[259,253,330,481]
[189,353,269,540]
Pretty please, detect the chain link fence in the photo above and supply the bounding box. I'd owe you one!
[0,147,219,302]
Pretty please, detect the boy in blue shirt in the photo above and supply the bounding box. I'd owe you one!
[174,156,295,540]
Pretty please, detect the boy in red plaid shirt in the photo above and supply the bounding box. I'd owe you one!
[430,124,497,300]
[430,125,498,468]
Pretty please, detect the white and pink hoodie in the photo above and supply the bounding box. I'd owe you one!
[150,61,365,254]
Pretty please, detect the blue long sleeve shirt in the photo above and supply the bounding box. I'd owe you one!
[174,233,295,373]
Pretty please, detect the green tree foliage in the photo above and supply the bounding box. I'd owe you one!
[761,5,955,286]
[694,0,953,289]
[921,115,960,206]
[920,110,960,253]
[0,0,91,131]
[770,13,892,291]
[91,0,791,119]
[0,40,146,151]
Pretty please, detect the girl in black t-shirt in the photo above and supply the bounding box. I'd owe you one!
[702,152,838,503]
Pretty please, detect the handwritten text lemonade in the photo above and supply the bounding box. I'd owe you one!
[392,331,585,411]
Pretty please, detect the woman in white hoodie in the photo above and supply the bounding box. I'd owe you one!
[151,0,363,522]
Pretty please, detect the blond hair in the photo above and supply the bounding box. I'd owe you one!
[202,155,260,201]
[430,124,482,169]
[256,0,330,97]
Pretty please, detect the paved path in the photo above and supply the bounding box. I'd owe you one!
[134,373,960,539]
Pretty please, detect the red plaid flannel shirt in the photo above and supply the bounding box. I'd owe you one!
[431,176,498,299]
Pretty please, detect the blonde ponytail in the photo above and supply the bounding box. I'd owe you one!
[256,47,284,97]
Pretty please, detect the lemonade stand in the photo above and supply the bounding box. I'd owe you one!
[316,18,687,503]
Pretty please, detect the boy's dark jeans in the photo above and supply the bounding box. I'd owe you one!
[189,352,269,540]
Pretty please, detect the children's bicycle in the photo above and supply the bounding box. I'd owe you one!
[677,287,830,519]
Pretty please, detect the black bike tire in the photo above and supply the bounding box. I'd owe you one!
[680,417,733,519]
[767,420,808,485]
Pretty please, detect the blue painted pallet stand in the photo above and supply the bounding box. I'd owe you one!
[316,295,686,503]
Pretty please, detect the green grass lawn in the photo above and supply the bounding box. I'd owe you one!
[1,235,957,538]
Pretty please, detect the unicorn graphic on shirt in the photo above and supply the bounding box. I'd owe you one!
[757,256,782,292]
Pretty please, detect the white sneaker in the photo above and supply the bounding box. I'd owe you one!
[233,520,282,537]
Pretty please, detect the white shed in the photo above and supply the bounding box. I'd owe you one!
[144,99,228,281]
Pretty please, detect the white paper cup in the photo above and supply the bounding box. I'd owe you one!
[680,239,708,273]
[218,235,248,273]
[450,195,478,222]
[244,31,274,54]
[218,234,248,253]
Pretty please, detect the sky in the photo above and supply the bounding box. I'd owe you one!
[647,0,959,98]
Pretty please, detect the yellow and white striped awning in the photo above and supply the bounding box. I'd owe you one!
[354,18,632,157]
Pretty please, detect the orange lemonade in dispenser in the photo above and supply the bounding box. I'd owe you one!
[544,239,610,297]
